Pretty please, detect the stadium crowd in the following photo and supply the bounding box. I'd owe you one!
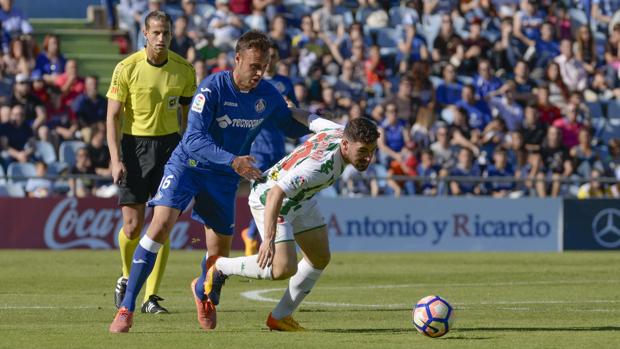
[1,0,620,199]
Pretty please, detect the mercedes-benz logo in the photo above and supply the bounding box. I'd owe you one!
[592,208,620,248]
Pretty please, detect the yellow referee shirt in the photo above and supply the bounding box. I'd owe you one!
[106,49,196,136]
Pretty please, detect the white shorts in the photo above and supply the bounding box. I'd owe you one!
[250,199,326,243]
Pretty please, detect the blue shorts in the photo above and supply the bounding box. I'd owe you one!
[148,160,239,235]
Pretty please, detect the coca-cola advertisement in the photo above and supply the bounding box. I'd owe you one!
[0,197,250,250]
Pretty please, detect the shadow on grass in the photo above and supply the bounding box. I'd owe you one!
[317,328,491,340]
[300,308,410,313]
[456,326,620,332]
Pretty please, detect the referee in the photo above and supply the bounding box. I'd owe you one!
[106,10,196,314]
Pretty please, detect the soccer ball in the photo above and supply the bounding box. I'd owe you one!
[412,295,454,338]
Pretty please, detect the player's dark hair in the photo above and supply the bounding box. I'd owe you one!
[344,117,380,144]
[145,10,172,30]
[236,30,271,53]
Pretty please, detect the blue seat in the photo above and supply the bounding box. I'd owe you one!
[59,140,86,168]
[0,182,26,197]
[33,140,57,164]
[7,162,36,188]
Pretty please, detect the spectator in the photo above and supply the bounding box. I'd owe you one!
[513,60,537,107]
[485,147,515,197]
[554,39,587,92]
[7,73,46,132]
[116,0,148,49]
[364,45,386,97]
[449,147,481,195]
[577,168,611,198]
[87,126,111,177]
[55,59,84,111]
[1,104,33,165]
[25,160,52,198]
[244,2,268,32]
[383,77,414,125]
[431,15,464,69]
[386,145,417,197]
[170,15,196,61]
[46,87,78,143]
[534,22,560,71]
[520,102,545,153]
[208,51,231,74]
[398,23,429,74]
[72,75,107,141]
[269,15,293,63]
[605,138,620,178]
[574,25,597,75]
[512,0,544,56]
[544,61,569,107]
[4,36,34,75]
[190,59,205,85]
[311,0,349,36]
[552,104,583,149]
[68,147,96,198]
[486,80,524,132]
[0,59,13,105]
[535,84,562,126]
[454,84,491,131]
[229,0,252,16]
[333,59,365,104]
[410,61,435,110]
[181,0,210,44]
[0,0,33,37]
[492,17,520,74]
[540,125,568,178]
[592,0,620,33]
[474,59,502,98]
[436,63,463,108]
[416,149,441,196]
[461,19,492,75]
[570,128,605,178]
[410,106,436,150]
[377,102,410,166]
[208,0,244,51]
[35,34,66,85]
[293,15,326,77]
[430,124,455,169]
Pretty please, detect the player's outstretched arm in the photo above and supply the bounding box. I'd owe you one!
[289,108,343,133]
[257,185,286,269]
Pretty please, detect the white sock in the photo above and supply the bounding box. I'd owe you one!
[271,258,322,320]
[215,255,273,280]
[139,235,163,253]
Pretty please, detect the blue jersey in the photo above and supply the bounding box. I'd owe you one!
[250,74,299,171]
[172,71,308,178]
[150,71,309,234]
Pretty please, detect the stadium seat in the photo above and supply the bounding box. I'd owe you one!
[0,182,26,197]
[33,141,57,164]
[7,162,36,188]
[372,27,399,56]
[0,165,5,185]
[47,162,69,176]
[59,140,86,168]
[586,101,604,120]
[606,100,620,120]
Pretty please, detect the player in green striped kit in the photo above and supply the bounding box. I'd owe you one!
[201,115,379,331]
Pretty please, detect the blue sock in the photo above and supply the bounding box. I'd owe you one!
[194,254,208,301]
[120,241,159,311]
[247,219,258,240]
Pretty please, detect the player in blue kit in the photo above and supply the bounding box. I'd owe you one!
[240,42,299,255]
[108,30,310,333]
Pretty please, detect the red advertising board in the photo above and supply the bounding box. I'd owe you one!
[0,197,251,250]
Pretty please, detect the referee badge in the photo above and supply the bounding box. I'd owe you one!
[167,96,179,110]
[255,98,266,113]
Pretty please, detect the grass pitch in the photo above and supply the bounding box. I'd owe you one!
[1,250,620,348]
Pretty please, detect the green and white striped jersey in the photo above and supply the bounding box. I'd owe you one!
[249,118,345,215]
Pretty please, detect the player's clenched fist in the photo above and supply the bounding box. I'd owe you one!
[232,155,262,181]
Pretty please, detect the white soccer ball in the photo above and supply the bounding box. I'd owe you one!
[412,295,455,338]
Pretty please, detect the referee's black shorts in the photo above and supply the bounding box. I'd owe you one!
[118,132,181,205]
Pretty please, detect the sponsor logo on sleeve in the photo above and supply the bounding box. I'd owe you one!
[191,94,206,113]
